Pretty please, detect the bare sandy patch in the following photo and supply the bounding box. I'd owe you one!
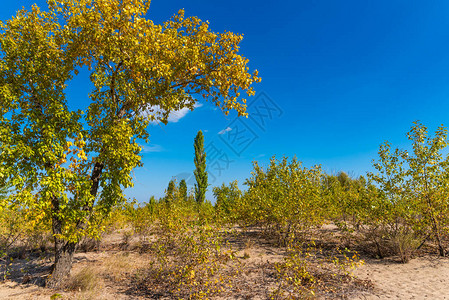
[352,256,449,299]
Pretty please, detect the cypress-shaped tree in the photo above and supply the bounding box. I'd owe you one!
[165,179,176,205]
[179,179,188,202]
[147,195,157,215]
[194,130,208,204]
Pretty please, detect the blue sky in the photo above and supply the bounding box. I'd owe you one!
[3,1,449,201]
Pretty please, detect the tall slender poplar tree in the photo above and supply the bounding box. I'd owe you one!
[194,131,208,204]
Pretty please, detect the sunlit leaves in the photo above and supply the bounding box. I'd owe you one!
[240,156,323,242]
[368,121,449,256]
[55,0,260,121]
[0,0,259,245]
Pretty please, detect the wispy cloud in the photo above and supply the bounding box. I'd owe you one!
[148,103,203,124]
[218,127,232,135]
[167,107,190,123]
[140,144,164,153]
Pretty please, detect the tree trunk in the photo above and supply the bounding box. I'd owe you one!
[46,195,76,288]
[46,162,104,287]
[46,239,76,288]
[426,195,445,257]
[431,217,445,257]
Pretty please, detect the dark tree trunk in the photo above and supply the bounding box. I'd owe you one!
[46,238,76,288]
[426,195,446,257]
[46,195,76,288]
[89,162,103,200]
[432,219,445,257]
[46,162,104,288]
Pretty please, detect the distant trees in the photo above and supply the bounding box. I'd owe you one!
[237,156,324,244]
[163,130,208,206]
[162,178,193,205]
[213,180,241,220]
[165,179,177,205]
[179,179,188,202]
[194,131,208,204]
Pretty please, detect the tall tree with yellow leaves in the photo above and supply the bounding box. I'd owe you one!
[0,0,260,286]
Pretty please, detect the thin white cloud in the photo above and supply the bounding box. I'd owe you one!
[140,144,164,153]
[167,107,190,123]
[218,127,232,135]
[149,103,203,124]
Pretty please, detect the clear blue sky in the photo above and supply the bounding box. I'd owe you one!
[3,1,449,201]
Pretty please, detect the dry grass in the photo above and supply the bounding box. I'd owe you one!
[101,251,149,282]
[64,266,102,292]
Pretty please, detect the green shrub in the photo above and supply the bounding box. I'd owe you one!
[238,156,324,244]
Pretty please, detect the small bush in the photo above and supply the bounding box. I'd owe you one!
[272,240,364,299]
[136,203,240,299]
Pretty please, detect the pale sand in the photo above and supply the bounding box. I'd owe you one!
[0,281,48,300]
[352,257,449,299]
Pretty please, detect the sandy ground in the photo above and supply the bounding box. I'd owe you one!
[352,256,449,299]
[2,255,449,299]
[0,282,48,300]
[1,230,449,299]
